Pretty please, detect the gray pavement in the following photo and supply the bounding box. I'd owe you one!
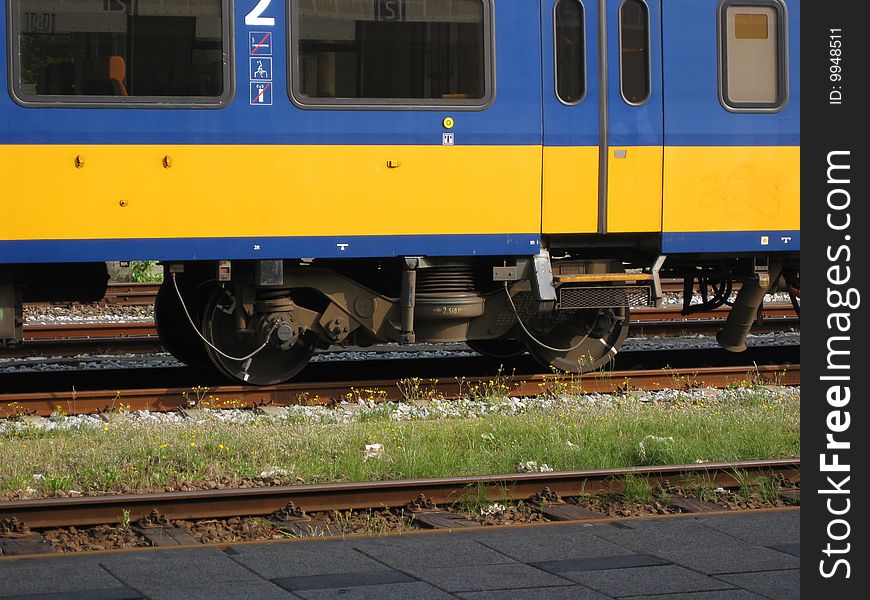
[0,509,799,600]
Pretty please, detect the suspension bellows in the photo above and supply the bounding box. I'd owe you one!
[716,264,783,353]
[415,264,484,320]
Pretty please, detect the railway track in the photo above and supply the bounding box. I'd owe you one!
[0,361,798,418]
[9,304,798,358]
[0,459,800,538]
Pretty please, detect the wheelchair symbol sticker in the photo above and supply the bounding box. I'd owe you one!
[251,82,272,105]
[250,57,272,81]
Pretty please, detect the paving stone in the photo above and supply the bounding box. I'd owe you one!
[588,520,798,574]
[273,569,414,591]
[768,543,800,557]
[0,559,127,596]
[226,541,386,578]
[457,586,614,600]
[624,546,796,576]
[410,563,571,593]
[140,580,296,600]
[473,528,635,563]
[716,569,800,600]
[0,589,142,600]
[294,581,456,600]
[564,564,735,597]
[533,554,669,573]
[353,536,514,570]
[697,511,800,546]
[100,548,262,589]
[626,591,767,600]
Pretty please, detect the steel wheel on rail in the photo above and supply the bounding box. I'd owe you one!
[522,306,630,373]
[200,288,315,386]
[154,278,216,368]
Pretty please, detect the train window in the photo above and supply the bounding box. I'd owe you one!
[619,0,650,106]
[290,0,493,108]
[11,0,231,106]
[554,0,586,105]
[720,1,787,110]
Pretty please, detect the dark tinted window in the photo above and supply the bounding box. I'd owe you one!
[555,0,585,104]
[619,0,650,105]
[293,0,490,106]
[14,0,227,102]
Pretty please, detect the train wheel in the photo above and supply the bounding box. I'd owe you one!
[201,288,315,386]
[522,306,629,373]
[154,279,214,368]
[466,338,526,359]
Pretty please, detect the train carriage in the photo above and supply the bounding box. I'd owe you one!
[0,0,799,384]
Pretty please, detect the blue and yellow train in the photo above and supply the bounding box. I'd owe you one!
[1,0,799,384]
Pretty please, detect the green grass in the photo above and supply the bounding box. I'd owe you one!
[621,474,654,504]
[0,388,799,497]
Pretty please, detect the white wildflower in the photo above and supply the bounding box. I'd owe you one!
[516,461,553,473]
[481,503,507,516]
[364,443,384,460]
[259,467,290,478]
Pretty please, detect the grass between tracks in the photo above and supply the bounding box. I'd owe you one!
[0,386,799,498]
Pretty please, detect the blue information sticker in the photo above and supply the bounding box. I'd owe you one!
[250,57,273,81]
[250,81,273,106]
[249,31,272,55]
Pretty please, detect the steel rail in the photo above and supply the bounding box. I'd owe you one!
[10,305,798,359]
[0,459,800,529]
[0,363,798,418]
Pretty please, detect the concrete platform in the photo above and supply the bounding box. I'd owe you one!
[0,509,799,600]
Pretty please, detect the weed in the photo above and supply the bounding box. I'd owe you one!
[732,469,763,502]
[621,475,654,504]
[397,378,442,404]
[346,388,389,404]
[130,261,163,283]
[653,485,671,505]
[465,366,515,401]
[684,474,718,502]
[758,476,783,505]
[453,483,502,516]
[182,386,210,408]
[118,509,132,532]
[42,474,75,493]
[539,366,583,400]
[5,402,32,418]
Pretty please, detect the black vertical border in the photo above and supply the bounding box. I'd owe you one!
[802,0,868,596]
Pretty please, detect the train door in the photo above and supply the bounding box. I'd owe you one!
[605,0,662,232]
[660,0,800,253]
[542,0,663,235]
[542,0,600,234]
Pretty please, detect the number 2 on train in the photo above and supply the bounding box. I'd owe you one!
[246,0,275,26]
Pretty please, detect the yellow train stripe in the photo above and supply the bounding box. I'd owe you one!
[542,146,599,234]
[663,146,800,233]
[607,146,664,233]
[1,145,543,241]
